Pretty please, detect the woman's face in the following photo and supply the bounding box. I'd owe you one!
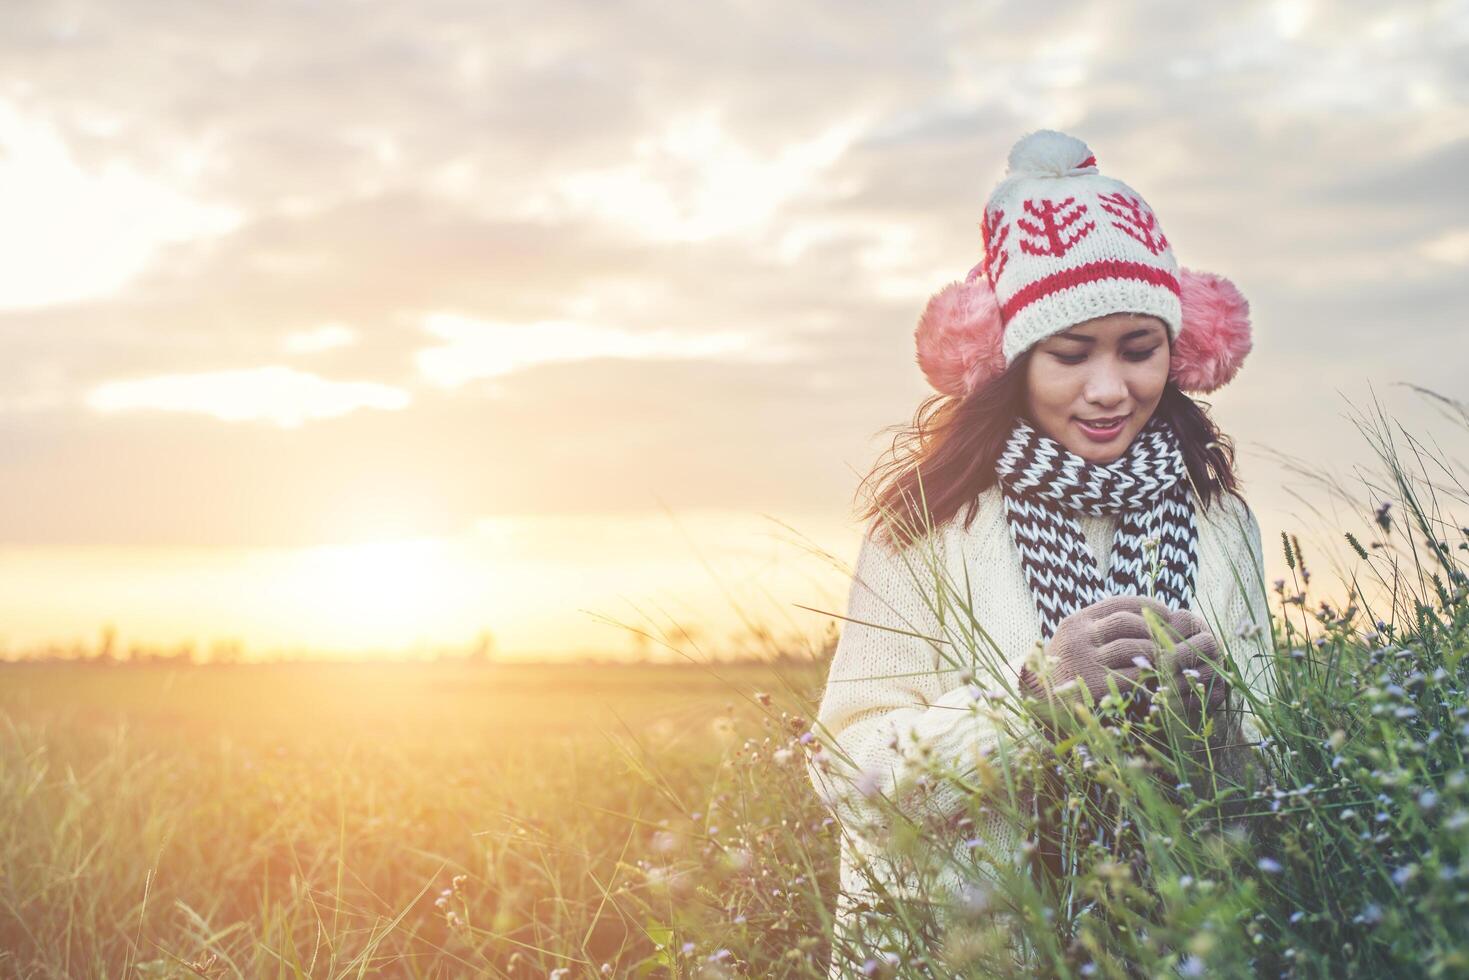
[1023,312,1171,464]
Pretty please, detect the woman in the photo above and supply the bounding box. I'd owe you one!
[806,130,1274,976]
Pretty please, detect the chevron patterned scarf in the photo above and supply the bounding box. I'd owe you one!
[995,416,1198,640]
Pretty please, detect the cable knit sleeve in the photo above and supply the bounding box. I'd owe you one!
[1230,499,1277,744]
[1198,494,1277,748]
[806,522,1007,844]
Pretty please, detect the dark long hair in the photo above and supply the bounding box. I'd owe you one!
[855,350,1240,551]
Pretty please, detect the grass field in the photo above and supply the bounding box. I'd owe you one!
[7,402,1469,979]
[0,659,836,978]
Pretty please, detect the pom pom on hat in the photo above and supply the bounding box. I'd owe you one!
[1171,267,1252,393]
[1006,129,1100,178]
[915,263,1005,398]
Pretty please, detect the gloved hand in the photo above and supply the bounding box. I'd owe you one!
[1018,593,1174,712]
[1151,607,1254,810]
[1159,606,1231,724]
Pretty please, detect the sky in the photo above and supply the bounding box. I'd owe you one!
[0,0,1466,660]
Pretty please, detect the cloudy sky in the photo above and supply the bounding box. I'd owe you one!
[0,0,1465,659]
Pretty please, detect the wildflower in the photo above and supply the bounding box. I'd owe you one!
[1355,903,1384,926]
[1178,956,1206,977]
[1419,790,1438,812]
[860,952,900,978]
[712,717,737,742]
[652,831,679,854]
[1392,865,1417,887]
[754,691,772,706]
[681,942,696,955]
[772,748,794,765]
[956,881,991,916]
[1289,911,1305,924]
[549,968,571,979]
[798,731,815,746]
[1257,857,1283,874]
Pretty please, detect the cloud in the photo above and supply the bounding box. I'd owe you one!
[86,366,411,428]
[413,312,789,388]
[283,323,359,353]
[538,107,867,243]
[0,100,241,310]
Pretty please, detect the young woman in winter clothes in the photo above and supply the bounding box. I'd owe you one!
[807,130,1273,976]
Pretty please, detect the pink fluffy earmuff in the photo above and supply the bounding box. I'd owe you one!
[914,264,1252,399]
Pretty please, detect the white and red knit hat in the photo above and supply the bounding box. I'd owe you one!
[915,129,1252,398]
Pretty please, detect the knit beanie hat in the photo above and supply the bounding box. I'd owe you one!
[915,129,1252,399]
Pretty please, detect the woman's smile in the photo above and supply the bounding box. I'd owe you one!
[1073,413,1130,443]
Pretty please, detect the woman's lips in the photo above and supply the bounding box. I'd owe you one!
[1074,414,1128,442]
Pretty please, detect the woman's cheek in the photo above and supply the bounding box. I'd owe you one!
[1133,356,1169,400]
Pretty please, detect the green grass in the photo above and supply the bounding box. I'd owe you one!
[5,394,1469,978]
[0,660,837,978]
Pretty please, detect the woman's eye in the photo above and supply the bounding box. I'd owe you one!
[1050,352,1087,366]
[1122,346,1160,363]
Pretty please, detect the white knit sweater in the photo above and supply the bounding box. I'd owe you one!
[806,484,1273,976]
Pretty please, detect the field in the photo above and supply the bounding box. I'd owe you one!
[6,404,1469,979]
[0,660,837,978]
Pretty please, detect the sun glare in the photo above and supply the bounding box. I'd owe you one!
[283,539,461,650]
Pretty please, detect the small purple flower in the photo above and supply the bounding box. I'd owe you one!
[1257,856,1283,874]
[854,768,882,799]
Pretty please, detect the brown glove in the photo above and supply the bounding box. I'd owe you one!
[1158,607,1231,722]
[1018,593,1175,711]
[1153,607,1254,809]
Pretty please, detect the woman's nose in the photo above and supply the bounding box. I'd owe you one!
[1083,365,1128,406]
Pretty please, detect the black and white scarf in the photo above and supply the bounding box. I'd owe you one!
[995,416,1198,639]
